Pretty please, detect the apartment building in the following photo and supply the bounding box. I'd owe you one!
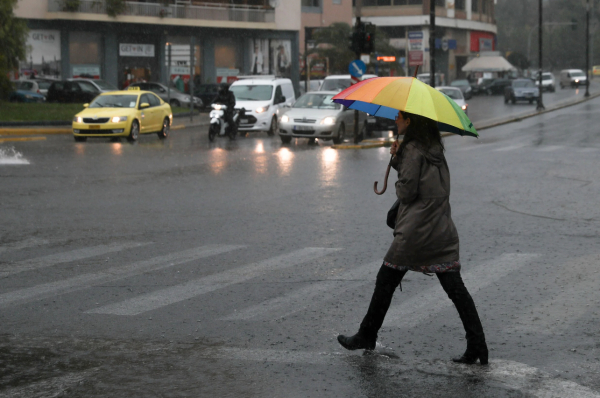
[356,0,497,81]
[13,0,301,92]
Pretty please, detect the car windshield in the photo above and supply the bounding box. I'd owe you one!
[438,88,463,100]
[91,79,118,91]
[542,73,553,79]
[230,85,273,101]
[451,80,469,87]
[320,79,351,91]
[293,93,341,110]
[513,80,535,88]
[571,71,585,77]
[37,81,53,89]
[89,95,138,108]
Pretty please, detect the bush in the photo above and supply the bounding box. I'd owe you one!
[63,0,80,11]
[106,0,126,17]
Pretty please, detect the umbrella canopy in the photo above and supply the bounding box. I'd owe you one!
[332,77,478,137]
[462,55,516,73]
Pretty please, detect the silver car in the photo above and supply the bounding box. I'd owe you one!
[278,91,366,144]
[128,82,202,109]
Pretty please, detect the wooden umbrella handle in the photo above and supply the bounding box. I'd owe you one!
[373,164,391,195]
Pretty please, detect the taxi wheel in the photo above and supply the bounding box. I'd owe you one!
[267,116,277,136]
[157,118,169,139]
[128,120,139,141]
[74,136,87,142]
[333,123,345,144]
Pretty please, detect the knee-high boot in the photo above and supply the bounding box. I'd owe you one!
[338,265,405,351]
[437,272,488,365]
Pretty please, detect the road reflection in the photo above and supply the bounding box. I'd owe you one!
[321,147,339,186]
[111,142,123,155]
[275,147,293,176]
[209,147,227,174]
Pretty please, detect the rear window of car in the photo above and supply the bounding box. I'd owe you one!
[230,84,273,101]
[91,79,118,91]
[438,88,463,100]
[513,80,535,88]
[89,95,138,108]
[451,80,469,87]
[320,79,351,91]
[38,81,53,89]
[293,93,341,110]
[51,82,64,91]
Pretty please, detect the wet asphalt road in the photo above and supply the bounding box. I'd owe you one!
[1,94,600,397]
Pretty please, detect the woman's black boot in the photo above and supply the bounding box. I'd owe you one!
[438,272,489,365]
[337,333,376,351]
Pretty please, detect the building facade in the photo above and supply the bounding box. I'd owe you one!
[356,0,497,82]
[14,0,301,92]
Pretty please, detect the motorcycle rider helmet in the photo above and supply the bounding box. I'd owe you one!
[218,83,230,95]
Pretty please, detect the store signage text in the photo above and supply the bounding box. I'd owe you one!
[119,44,155,57]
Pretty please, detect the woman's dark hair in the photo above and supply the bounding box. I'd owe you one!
[398,111,444,154]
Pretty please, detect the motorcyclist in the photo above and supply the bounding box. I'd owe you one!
[212,83,236,134]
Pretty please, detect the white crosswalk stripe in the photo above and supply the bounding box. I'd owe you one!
[384,253,540,329]
[0,245,244,308]
[221,260,380,321]
[86,247,341,316]
[195,347,600,397]
[0,238,49,254]
[0,242,149,277]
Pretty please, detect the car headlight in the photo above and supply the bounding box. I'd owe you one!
[111,116,128,123]
[213,104,223,110]
[73,116,82,123]
[575,79,580,83]
[461,105,467,111]
[321,117,336,125]
[281,115,289,123]
[256,105,270,113]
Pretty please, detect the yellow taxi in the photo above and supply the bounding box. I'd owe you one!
[593,65,600,77]
[72,87,173,142]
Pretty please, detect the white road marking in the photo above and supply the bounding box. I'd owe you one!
[196,347,600,397]
[0,245,244,308]
[384,253,540,329]
[87,247,341,316]
[0,237,49,254]
[221,260,380,321]
[0,242,149,277]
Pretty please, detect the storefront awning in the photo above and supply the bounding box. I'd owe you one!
[462,55,516,72]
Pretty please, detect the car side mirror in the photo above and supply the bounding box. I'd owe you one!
[140,102,150,109]
[83,103,89,108]
[160,88,165,92]
[278,95,286,104]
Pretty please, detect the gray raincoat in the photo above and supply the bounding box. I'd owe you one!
[383,140,460,270]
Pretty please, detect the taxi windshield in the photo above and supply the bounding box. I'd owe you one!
[90,95,138,108]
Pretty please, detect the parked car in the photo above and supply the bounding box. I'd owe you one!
[504,79,539,104]
[193,84,220,108]
[8,81,45,102]
[128,81,202,109]
[559,69,587,89]
[416,73,445,87]
[449,79,473,99]
[534,72,556,92]
[471,77,493,95]
[481,78,512,95]
[318,74,377,92]
[230,77,296,135]
[436,86,468,115]
[72,88,172,142]
[47,80,101,103]
[33,78,59,97]
[278,91,367,144]
[68,78,118,93]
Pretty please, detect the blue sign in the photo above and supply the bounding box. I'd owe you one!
[348,59,366,78]
[408,31,423,39]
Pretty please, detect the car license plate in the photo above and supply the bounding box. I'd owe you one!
[240,119,248,124]
[88,125,101,129]
[294,125,313,131]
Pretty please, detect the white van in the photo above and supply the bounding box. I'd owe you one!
[230,77,296,135]
[559,69,587,89]
[318,74,377,92]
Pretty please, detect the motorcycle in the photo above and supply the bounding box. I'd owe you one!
[208,104,245,141]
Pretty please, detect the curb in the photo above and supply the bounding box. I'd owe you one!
[0,128,72,136]
[0,136,47,143]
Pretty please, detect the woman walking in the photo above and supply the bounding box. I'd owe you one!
[337,111,488,365]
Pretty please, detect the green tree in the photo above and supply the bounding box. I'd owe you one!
[311,22,401,75]
[0,0,28,100]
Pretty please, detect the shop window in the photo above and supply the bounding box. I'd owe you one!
[455,0,465,10]
[407,0,422,5]
[435,0,444,6]
[70,32,101,79]
[362,0,391,5]
[472,0,478,12]
[481,0,487,13]
[302,0,319,6]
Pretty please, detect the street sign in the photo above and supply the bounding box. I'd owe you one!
[348,59,366,78]
[408,51,423,66]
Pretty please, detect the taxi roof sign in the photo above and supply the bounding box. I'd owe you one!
[127,86,141,90]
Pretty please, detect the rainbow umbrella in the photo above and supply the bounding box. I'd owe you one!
[332,76,478,137]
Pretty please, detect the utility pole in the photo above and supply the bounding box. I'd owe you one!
[585,0,590,97]
[353,16,362,143]
[190,36,195,122]
[167,43,171,106]
[536,0,545,111]
[429,0,436,88]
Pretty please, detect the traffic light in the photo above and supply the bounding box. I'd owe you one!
[348,30,364,54]
[348,22,376,55]
[363,31,375,53]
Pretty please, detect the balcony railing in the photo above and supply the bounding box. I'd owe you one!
[48,0,275,23]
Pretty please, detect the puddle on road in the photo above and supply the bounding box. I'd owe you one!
[0,147,29,165]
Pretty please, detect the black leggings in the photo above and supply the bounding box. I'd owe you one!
[358,265,486,347]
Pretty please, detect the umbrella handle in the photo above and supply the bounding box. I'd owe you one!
[374,164,391,195]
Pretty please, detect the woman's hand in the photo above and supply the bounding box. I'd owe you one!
[390,140,399,157]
